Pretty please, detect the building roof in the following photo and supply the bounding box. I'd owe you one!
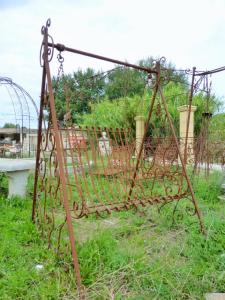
[0,128,38,134]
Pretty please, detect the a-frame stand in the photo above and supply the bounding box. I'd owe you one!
[32,19,205,298]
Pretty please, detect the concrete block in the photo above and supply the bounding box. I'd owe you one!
[205,293,225,300]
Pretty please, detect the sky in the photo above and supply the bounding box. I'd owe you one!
[0,0,225,127]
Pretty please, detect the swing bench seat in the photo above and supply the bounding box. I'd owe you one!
[92,145,134,176]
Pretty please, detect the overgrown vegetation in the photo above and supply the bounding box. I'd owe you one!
[0,173,8,197]
[79,82,222,137]
[209,112,225,140]
[0,172,224,299]
[53,58,223,138]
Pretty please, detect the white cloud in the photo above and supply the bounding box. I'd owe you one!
[0,0,225,127]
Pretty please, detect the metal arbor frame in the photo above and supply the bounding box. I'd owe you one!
[183,69,225,175]
[32,19,205,297]
[0,77,38,157]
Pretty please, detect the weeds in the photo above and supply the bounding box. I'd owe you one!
[0,172,224,299]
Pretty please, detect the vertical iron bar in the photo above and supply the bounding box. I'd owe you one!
[32,67,46,221]
[40,24,84,298]
[158,85,205,234]
[127,66,160,201]
[44,57,84,298]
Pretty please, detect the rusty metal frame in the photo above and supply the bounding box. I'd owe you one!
[189,71,224,176]
[33,19,205,298]
[33,19,83,296]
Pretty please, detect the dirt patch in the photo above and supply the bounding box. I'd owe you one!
[75,217,120,243]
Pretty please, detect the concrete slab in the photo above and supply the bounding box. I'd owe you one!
[0,158,35,172]
[205,293,225,300]
[198,163,224,172]
[218,196,225,202]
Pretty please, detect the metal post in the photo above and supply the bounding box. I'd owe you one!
[158,85,205,234]
[128,66,160,201]
[42,24,84,298]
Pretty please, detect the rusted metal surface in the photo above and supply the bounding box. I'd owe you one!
[190,73,225,175]
[158,85,205,234]
[35,19,84,298]
[47,42,157,74]
[194,138,225,174]
[33,18,205,298]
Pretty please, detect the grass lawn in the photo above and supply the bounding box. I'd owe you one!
[0,172,224,299]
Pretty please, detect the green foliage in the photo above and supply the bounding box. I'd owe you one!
[53,57,223,141]
[193,171,223,205]
[105,67,146,100]
[209,113,225,140]
[0,172,225,299]
[191,93,223,136]
[2,123,17,128]
[0,173,8,197]
[53,57,190,125]
[155,82,188,135]
[53,68,105,122]
[79,94,150,134]
[79,81,221,137]
[79,78,223,140]
[139,56,188,85]
[0,197,77,299]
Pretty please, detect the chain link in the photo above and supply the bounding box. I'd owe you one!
[57,52,65,80]
[56,51,73,125]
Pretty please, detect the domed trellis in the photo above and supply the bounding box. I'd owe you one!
[0,76,38,157]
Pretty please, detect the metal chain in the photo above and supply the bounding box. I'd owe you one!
[56,51,73,125]
[57,52,65,80]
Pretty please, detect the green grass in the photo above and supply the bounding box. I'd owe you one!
[0,172,225,299]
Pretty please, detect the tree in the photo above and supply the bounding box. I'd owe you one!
[208,113,225,140]
[52,57,188,122]
[138,57,188,85]
[2,123,17,128]
[105,67,146,100]
[53,68,106,123]
[104,57,188,100]
[52,58,222,137]
[79,82,222,138]
[79,94,147,136]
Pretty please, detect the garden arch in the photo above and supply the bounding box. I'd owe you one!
[0,77,38,157]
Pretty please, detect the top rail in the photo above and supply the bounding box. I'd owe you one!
[47,42,157,74]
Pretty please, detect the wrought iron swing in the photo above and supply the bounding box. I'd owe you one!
[32,19,205,297]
